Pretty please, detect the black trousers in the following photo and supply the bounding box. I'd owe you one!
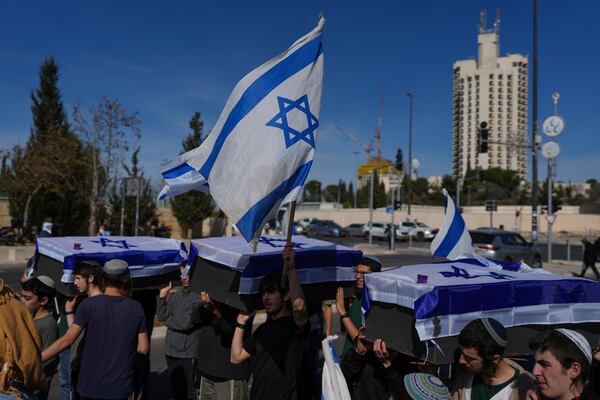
[580,261,600,280]
[166,356,197,400]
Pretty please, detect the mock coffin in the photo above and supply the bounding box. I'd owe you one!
[364,258,600,364]
[34,236,187,295]
[187,235,362,312]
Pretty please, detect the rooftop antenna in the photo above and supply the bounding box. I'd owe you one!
[494,8,501,33]
[479,9,486,33]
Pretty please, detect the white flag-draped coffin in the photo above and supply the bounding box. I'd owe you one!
[364,259,600,342]
[186,235,360,311]
[160,19,324,248]
[35,237,187,294]
[362,259,600,364]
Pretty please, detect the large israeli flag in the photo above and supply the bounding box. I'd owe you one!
[430,189,473,259]
[159,18,324,248]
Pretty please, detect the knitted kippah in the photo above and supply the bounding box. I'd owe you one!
[403,373,450,400]
[102,259,129,276]
[556,328,592,366]
[481,318,507,347]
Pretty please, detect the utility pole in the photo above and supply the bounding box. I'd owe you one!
[368,169,374,245]
[406,92,414,216]
[531,0,540,243]
[541,92,564,263]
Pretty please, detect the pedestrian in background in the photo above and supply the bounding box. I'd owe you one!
[579,237,600,281]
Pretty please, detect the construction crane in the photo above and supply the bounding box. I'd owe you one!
[373,89,384,161]
[337,125,372,162]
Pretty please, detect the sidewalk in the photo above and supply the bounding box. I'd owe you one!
[0,244,34,264]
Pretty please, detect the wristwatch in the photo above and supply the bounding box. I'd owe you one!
[65,310,75,315]
[235,321,246,329]
[341,313,350,319]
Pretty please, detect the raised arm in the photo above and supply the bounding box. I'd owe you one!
[283,244,307,329]
[230,312,253,364]
[336,287,360,343]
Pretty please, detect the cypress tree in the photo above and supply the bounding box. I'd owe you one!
[170,112,214,238]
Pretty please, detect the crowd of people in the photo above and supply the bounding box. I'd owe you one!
[0,244,599,400]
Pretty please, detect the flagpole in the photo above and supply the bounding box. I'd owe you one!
[286,201,297,246]
[281,201,297,287]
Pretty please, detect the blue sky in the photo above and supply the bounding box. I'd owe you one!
[1,0,598,189]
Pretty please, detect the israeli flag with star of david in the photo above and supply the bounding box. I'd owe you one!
[159,18,324,249]
[430,188,473,259]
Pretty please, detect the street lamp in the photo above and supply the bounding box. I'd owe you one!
[406,92,414,216]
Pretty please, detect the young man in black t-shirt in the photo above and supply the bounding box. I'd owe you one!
[230,245,308,400]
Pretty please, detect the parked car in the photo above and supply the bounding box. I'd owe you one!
[363,222,390,240]
[345,223,367,237]
[306,220,347,237]
[470,228,542,268]
[297,217,319,229]
[397,221,436,241]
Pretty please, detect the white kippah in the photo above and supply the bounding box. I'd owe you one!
[556,328,592,366]
[103,259,129,276]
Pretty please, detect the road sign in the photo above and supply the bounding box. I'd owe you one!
[386,206,393,214]
[124,177,141,197]
[546,215,556,225]
[485,200,498,212]
[542,115,565,137]
[541,141,560,160]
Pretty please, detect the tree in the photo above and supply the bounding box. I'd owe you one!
[303,180,322,202]
[7,57,89,235]
[107,148,156,235]
[345,181,355,208]
[29,57,70,147]
[357,171,387,208]
[73,97,142,235]
[170,112,214,238]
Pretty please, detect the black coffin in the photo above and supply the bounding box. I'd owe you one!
[365,301,600,365]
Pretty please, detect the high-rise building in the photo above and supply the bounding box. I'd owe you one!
[452,11,528,180]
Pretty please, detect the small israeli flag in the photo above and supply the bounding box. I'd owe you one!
[430,188,473,259]
[159,18,324,248]
[321,336,351,400]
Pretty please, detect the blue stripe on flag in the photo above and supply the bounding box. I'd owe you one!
[240,248,361,278]
[199,36,323,179]
[236,160,313,242]
[361,283,372,326]
[414,278,600,319]
[162,162,195,179]
[329,341,340,364]
[433,198,465,258]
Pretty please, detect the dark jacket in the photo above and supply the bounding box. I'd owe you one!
[341,347,414,400]
[196,303,251,381]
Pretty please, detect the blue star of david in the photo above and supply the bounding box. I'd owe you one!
[90,238,138,249]
[266,94,319,149]
[258,236,305,248]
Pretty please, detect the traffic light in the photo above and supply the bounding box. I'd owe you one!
[394,200,402,210]
[395,148,404,172]
[478,121,489,153]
